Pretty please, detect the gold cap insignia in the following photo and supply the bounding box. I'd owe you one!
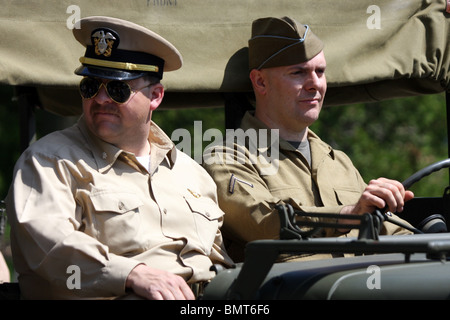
[91,28,119,57]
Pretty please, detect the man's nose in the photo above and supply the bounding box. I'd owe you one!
[306,72,320,90]
[94,83,113,103]
[304,72,322,91]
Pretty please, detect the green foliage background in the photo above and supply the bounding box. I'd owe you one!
[311,93,449,197]
[0,85,448,279]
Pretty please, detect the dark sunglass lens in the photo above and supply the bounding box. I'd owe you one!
[79,78,101,99]
[107,81,131,103]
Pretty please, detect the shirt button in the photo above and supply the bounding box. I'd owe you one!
[118,201,125,210]
[102,152,107,159]
[163,208,168,214]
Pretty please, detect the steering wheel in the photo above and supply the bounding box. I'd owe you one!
[376,158,450,234]
[402,158,450,189]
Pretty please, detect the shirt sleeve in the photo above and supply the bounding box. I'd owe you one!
[6,150,140,298]
[204,144,290,245]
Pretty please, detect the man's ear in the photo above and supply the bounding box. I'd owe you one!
[249,69,267,95]
[149,83,164,111]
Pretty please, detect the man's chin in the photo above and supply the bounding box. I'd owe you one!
[92,123,121,142]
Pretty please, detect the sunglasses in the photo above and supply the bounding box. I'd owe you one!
[79,77,153,104]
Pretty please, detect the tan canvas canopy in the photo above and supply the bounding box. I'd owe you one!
[0,0,449,116]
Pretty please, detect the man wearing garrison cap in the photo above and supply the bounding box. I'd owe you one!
[204,17,415,262]
[7,16,232,300]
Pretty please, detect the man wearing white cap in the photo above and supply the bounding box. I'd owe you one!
[204,16,414,262]
[6,16,232,300]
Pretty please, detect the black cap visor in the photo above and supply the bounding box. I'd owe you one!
[74,65,148,81]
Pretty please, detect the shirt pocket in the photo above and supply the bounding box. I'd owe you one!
[271,185,306,205]
[333,187,361,205]
[89,190,144,254]
[184,197,223,254]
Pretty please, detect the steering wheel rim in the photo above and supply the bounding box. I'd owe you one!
[402,158,450,189]
[374,158,450,234]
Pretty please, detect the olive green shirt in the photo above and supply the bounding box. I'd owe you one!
[203,111,411,261]
[6,116,232,299]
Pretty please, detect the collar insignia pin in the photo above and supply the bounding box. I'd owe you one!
[187,188,201,198]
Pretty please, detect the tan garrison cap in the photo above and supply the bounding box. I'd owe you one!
[73,16,182,80]
[248,16,323,70]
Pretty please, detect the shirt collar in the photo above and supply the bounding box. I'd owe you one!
[240,110,334,158]
[148,121,177,174]
[77,115,177,173]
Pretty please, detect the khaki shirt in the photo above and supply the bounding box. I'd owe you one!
[203,111,412,261]
[0,252,9,283]
[6,116,232,299]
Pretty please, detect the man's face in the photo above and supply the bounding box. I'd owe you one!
[255,51,327,135]
[81,77,160,149]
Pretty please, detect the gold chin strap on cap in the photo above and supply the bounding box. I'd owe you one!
[79,57,159,73]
